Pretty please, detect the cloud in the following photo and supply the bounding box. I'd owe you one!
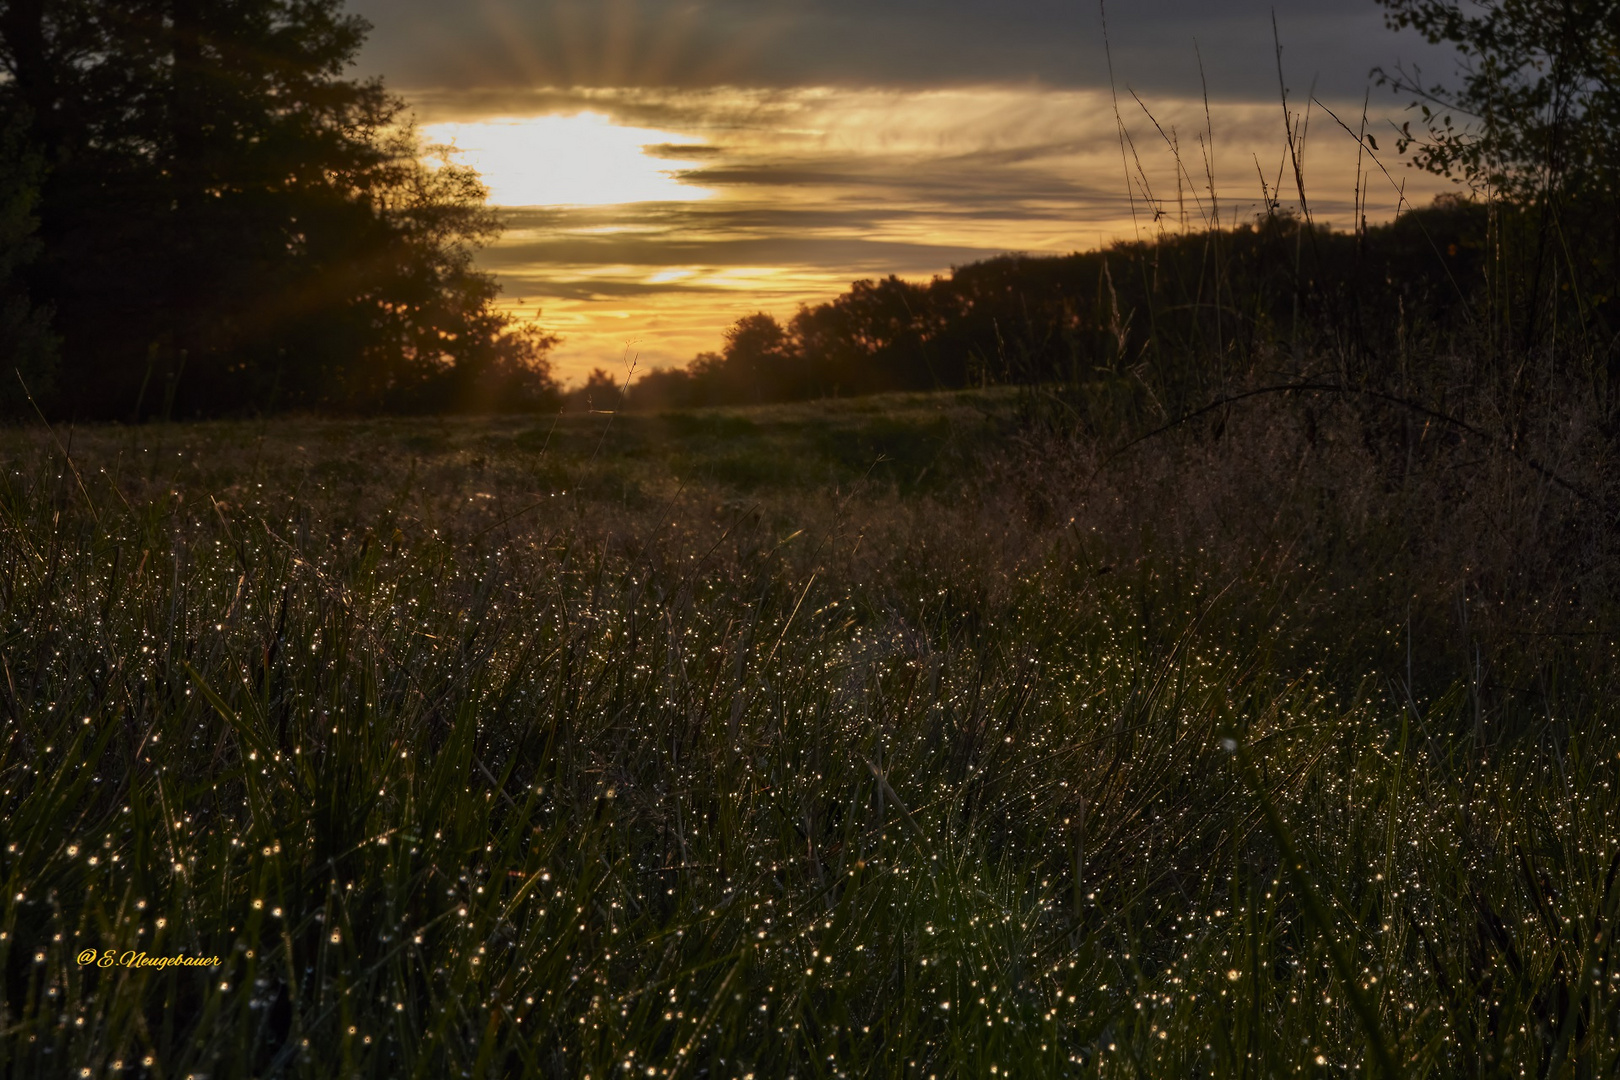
[484,230,999,278]
[352,0,1454,101]
[642,142,726,159]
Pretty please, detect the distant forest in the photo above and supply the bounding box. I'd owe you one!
[601,199,1511,414]
[3,0,1618,422]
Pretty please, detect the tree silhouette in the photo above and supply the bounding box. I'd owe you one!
[0,102,56,413]
[1375,0,1620,358]
[0,0,557,418]
[1376,0,1619,201]
[720,312,797,402]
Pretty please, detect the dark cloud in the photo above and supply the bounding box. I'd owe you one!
[487,204,1031,274]
[488,233,995,271]
[642,142,726,159]
[350,0,1454,101]
[489,155,1140,244]
[495,196,1124,240]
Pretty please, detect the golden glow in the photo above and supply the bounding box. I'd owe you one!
[428,86,1451,383]
[422,112,713,207]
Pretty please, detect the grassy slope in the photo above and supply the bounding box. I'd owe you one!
[2,392,1618,1078]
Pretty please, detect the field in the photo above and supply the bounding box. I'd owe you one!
[3,389,1619,1077]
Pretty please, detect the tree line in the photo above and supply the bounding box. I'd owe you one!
[0,0,560,420]
[612,203,1482,413]
[610,195,1602,425]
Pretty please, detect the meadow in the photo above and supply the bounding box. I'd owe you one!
[2,382,1617,1078]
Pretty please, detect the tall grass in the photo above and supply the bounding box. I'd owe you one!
[2,403,1617,1077]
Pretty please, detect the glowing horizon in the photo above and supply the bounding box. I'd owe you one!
[417,85,1452,386]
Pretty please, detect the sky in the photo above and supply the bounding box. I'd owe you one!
[347,0,1460,383]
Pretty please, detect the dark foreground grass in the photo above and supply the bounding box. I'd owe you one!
[3,394,1619,1078]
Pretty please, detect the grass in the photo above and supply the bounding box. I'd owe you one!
[2,391,1619,1077]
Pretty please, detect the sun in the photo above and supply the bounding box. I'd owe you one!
[421,111,713,207]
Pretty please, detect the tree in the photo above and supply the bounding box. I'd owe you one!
[1375,0,1620,358]
[0,0,557,418]
[790,277,941,396]
[1376,0,1619,200]
[566,367,622,412]
[719,312,797,402]
[0,101,57,415]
